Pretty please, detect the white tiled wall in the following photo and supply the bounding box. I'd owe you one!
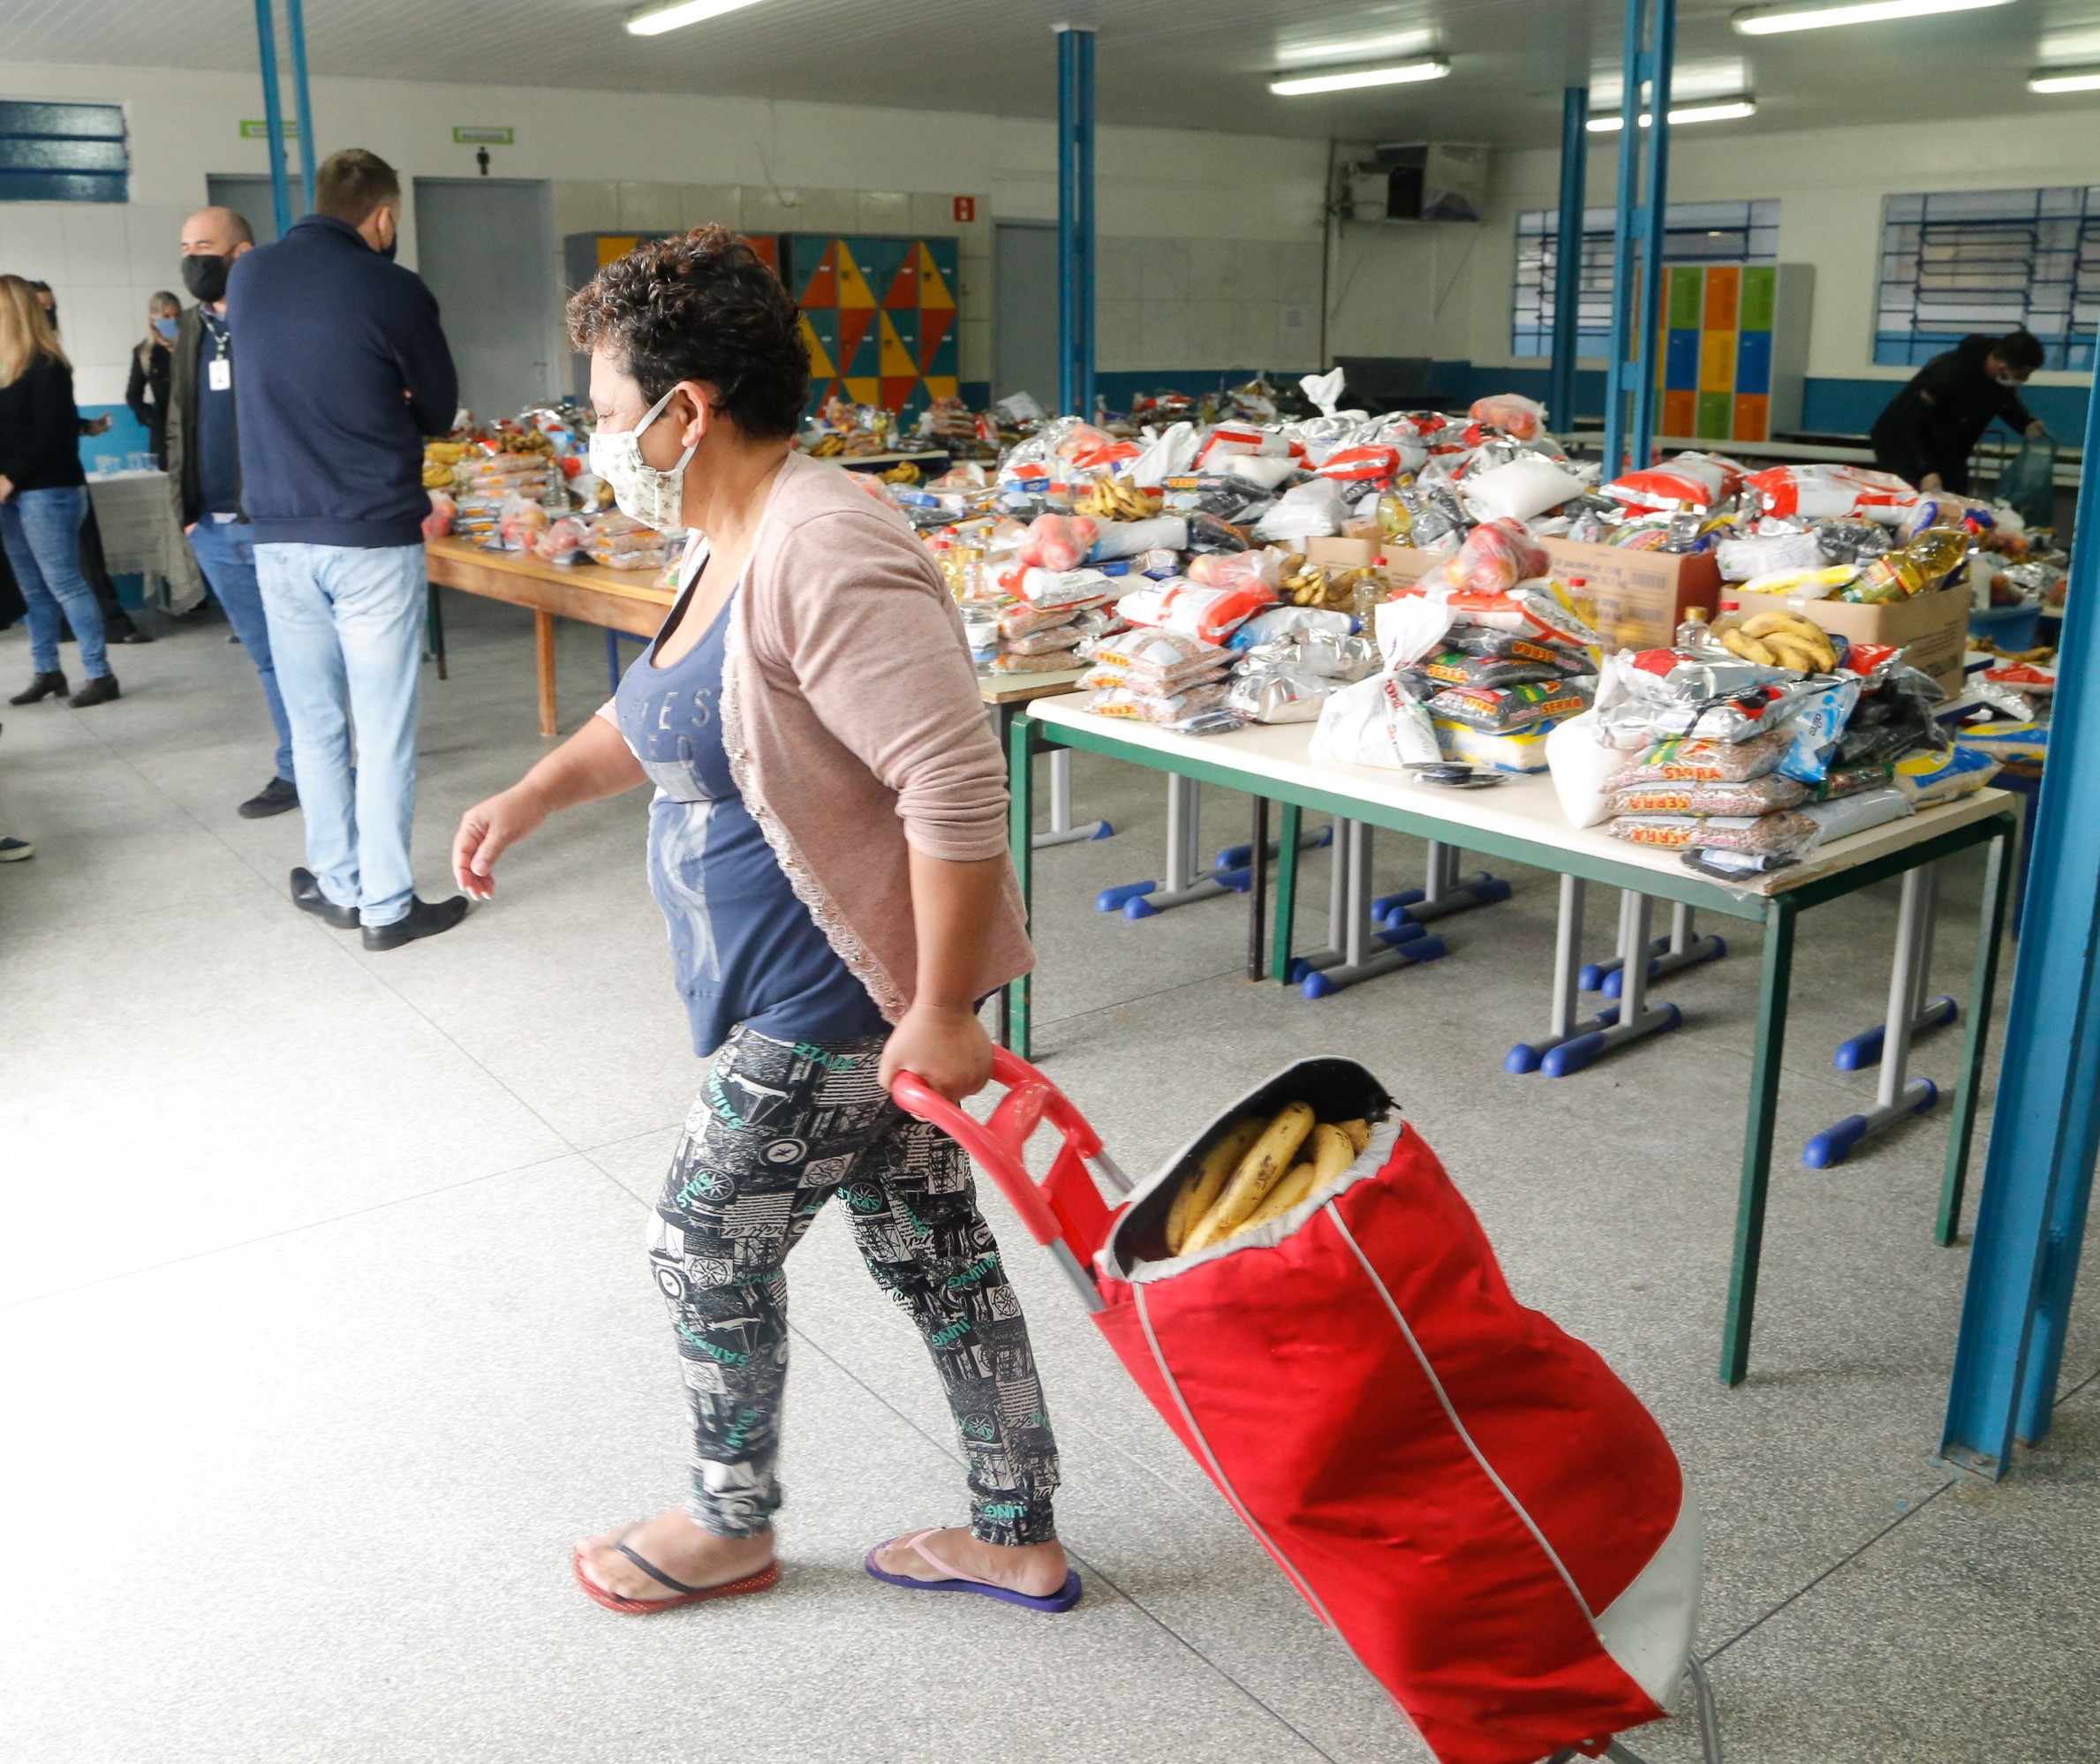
[0,199,190,404]
[1096,237,1324,374]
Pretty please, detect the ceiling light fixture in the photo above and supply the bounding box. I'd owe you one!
[2030,65,2100,93]
[1586,99,1759,131]
[1270,58,1451,96]
[1733,0,2012,38]
[626,0,767,38]
[1274,29,1438,68]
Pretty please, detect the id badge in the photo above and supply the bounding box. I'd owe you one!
[207,358,231,392]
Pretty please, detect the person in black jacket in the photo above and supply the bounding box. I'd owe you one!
[0,275,117,707]
[125,290,180,466]
[1870,329,2049,494]
[167,205,297,819]
[232,148,465,948]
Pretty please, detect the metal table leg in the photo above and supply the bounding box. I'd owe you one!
[1591,899,1727,996]
[1721,896,1800,1386]
[1214,818,1332,875]
[1507,875,1622,1073]
[1832,876,1956,1070]
[1004,713,1037,1059]
[1033,746,1112,849]
[1375,840,1512,926]
[424,580,448,679]
[1804,864,1942,1168]
[1937,827,2013,1244]
[1246,796,1268,982]
[1097,774,1250,916]
[1269,803,1303,983]
[1290,819,1443,998]
[1540,891,1686,1076]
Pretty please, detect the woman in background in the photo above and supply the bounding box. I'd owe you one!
[125,290,181,467]
[0,275,118,706]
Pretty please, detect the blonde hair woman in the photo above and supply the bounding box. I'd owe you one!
[0,274,117,706]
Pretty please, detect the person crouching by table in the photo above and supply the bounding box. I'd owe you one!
[0,276,118,708]
[1870,328,2048,494]
[450,227,1076,1618]
[166,205,298,819]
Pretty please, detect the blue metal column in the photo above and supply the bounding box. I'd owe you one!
[1940,364,2100,1477]
[1055,24,1096,420]
[285,0,318,214]
[1629,3,1673,472]
[251,0,293,238]
[1602,0,1673,481]
[1548,87,1589,435]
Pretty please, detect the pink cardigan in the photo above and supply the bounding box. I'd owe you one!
[608,452,1032,1021]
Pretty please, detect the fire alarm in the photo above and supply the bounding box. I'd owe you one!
[952,196,976,223]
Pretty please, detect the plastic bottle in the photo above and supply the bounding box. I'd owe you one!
[1675,605,1711,650]
[1855,526,1968,602]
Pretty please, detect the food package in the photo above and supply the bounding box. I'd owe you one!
[593,545,670,571]
[1715,529,1823,582]
[1243,626,1380,682]
[1081,628,1229,694]
[1775,678,1862,786]
[1607,727,1794,785]
[1217,453,1300,491]
[1592,647,1825,749]
[1226,664,1339,724]
[998,600,1080,641]
[1808,761,1895,801]
[960,604,1000,664]
[1745,463,1916,523]
[990,648,1087,675]
[1608,811,1820,857]
[1091,516,1190,560]
[1315,444,1401,485]
[1737,564,1858,600]
[1128,420,1200,487]
[1017,512,1099,572]
[532,516,588,565]
[1021,566,1118,609]
[1445,519,1552,593]
[1435,720,1555,773]
[1799,787,1912,848]
[1468,391,1549,440]
[1603,451,1743,512]
[1890,744,2000,806]
[1188,549,1283,596]
[1421,648,1567,690]
[1227,604,1353,653]
[1089,680,1232,725]
[1447,626,1590,673]
[1958,720,2047,765]
[1195,419,1290,465]
[1460,456,1585,524]
[1607,775,1809,817]
[1424,678,1590,734]
[421,490,456,542]
[1401,578,1602,652]
[1545,712,1622,826]
[1003,624,1086,657]
[1310,670,1441,771]
[1252,477,1350,543]
[1116,577,1276,645]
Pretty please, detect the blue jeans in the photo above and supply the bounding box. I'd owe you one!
[0,486,109,678]
[188,518,294,781]
[255,542,426,927]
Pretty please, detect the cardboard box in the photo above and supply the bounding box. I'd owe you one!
[1379,544,1448,586]
[1305,535,1381,570]
[1538,539,1724,652]
[1753,581,1970,697]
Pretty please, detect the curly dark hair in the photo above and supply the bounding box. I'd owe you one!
[567,225,809,441]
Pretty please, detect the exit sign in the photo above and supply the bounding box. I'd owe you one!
[453,125,514,146]
[238,118,298,139]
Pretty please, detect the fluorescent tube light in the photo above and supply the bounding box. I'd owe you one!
[627,0,767,38]
[1270,59,1451,96]
[1275,29,1437,68]
[1734,0,2012,37]
[1586,100,1759,132]
[2030,66,2100,93]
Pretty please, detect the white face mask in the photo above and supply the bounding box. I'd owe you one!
[1995,371,2023,388]
[589,385,696,529]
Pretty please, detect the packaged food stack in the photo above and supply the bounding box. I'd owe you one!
[1078,627,1235,731]
[587,512,671,572]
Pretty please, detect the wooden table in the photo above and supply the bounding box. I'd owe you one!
[425,538,674,735]
[1011,692,2017,1384]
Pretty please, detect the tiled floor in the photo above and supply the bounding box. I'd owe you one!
[1,595,2093,1763]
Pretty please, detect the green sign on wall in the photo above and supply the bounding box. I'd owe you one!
[238,118,298,139]
[452,125,514,146]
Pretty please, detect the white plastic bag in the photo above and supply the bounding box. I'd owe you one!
[1545,711,1622,829]
[1253,477,1349,542]
[1300,366,1348,418]
[1220,454,1299,491]
[1460,456,1586,524]
[1090,516,1190,559]
[1310,673,1441,770]
[1129,421,1199,487]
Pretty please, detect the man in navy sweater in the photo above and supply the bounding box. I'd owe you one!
[232,148,467,949]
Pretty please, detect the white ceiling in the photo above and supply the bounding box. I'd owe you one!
[4,0,2100,148]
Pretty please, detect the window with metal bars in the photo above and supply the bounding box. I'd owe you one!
[1876,186,2100,370]
[1511,200,1779,358]
[0,100,127,202]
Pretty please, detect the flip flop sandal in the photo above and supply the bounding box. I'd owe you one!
[572,1529,781,1616]
[864,1527,1083,1614]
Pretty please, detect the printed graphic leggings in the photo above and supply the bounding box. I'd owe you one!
[650,1025,1061,1548]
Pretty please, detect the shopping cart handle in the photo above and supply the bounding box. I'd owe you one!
[891,1050,1128,1271]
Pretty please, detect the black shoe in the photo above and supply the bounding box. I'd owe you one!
[112,627,155,645]
[290,866,359,929]
[0,835,32,862]
[10,672,66,705]
[239,776,298,819]
[362,893,468,952]
[68,674,120,707]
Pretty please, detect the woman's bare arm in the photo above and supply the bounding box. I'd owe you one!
[877,849,1006,1101]
[452,712,646,899]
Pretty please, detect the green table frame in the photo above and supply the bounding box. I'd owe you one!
[1007,710,2017,1386]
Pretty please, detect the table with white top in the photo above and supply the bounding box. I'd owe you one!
[1008,692,2018,1384]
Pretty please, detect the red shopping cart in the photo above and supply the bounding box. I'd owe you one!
[894,1050,1721,1764]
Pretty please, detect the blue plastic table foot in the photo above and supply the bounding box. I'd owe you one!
[1096,879,1156,913]
[1802,1077,1941,1168]
[1578,961,1610,993]
[1302,970,1337,1000]
[1507,1043,1545,1075]
[1833,996,1960,1072]
[1373,887,1425,918]
[1092,820,1114,840]
[1540,1001,1683,1077]
[1379,920,1429,946]
[1474,878,1515,905]
[1412,937,1448,962]
[1122,897,1160,920]
[1542,1030,1607,1078]
[1285,956,1313,984]
[1214,867,1254,894]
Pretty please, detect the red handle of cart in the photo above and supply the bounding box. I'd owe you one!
[890,1048,1131,1312]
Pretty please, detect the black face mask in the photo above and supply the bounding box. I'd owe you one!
[182,254,229,304]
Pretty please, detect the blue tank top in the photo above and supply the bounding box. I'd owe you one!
[613,569,887,1056]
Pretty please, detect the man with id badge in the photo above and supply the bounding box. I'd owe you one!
[166,204,298,820]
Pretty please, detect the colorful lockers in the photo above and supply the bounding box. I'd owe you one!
[780,232,960,421]
[1653,261,1811,443]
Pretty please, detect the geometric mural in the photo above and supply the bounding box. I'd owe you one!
[782,233,960,420]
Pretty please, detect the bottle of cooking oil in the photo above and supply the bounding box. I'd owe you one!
[1855,526,1968,602]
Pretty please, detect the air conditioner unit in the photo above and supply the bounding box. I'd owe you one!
[1342,142,1489,223]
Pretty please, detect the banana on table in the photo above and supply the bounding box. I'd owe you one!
[1167,1106,1373,1257]
[1076,475,1162,521]
[1719,608,1838,675]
